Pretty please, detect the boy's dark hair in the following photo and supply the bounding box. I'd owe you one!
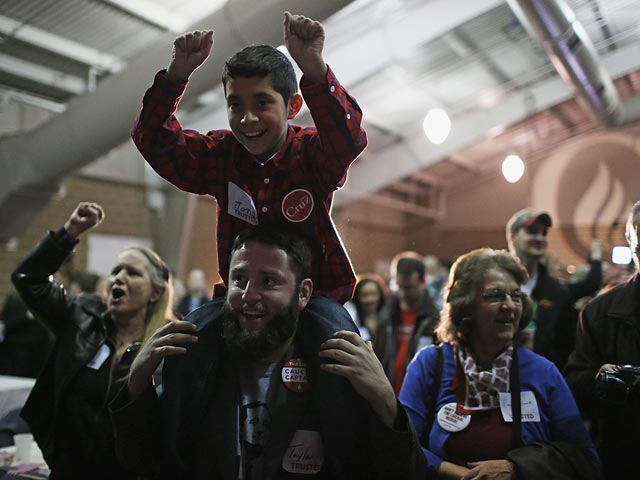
[221,45,298,105]
[230,225,312,283]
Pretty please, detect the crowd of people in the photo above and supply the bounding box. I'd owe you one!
[0,9,637,480]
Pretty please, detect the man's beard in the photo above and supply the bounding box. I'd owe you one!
[222,294,300,361]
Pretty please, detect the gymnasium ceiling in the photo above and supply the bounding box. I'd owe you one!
[1,0,639,239]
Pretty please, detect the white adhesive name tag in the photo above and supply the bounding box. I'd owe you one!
[499,391,541,422]
[437,403,470,432]
[86,343,111,370]
[228,182,258,225]
[282,429,324,474]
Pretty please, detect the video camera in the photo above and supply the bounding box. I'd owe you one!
[595,365,640,408]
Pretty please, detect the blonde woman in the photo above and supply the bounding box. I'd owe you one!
[12,202,174,479]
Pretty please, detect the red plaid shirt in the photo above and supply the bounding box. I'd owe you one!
[132,67,367,303]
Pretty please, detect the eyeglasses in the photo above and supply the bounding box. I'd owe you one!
[479,289,523,304]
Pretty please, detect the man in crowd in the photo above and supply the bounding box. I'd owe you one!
[111,226,425,479]
[376,252,439,394]
[176,268,210,317]
[565,200,640,480]
[506,209,576,369]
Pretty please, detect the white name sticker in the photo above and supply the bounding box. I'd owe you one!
[282,429,324,474]
[86,343,111,370]
[499,391,541,422]
[228,182,258,225]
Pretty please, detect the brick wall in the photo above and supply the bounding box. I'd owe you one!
[1,175,155,303]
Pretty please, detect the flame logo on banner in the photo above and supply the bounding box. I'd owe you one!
[532,131,640,261]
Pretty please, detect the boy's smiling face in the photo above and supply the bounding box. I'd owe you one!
[226,76,302,161]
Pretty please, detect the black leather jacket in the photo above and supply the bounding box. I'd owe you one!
[11,230,133,477]
[565,273,640,478]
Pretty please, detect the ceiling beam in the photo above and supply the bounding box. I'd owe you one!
[0,53,86,95]
[0,87,67,113]
[361,192,445,220]
[335,40,640,207]
[447,28,513,86]
[0,14,125,74]
[100,0,190,32]
[326,0,504,87]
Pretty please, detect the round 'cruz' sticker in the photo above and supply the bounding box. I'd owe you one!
[282,189,314,223]
[437,403,471,432]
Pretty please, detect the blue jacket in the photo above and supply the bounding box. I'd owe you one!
[400,343,597,479]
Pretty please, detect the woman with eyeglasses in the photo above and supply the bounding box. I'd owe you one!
[11,202,174,479]
[399,248,601,480]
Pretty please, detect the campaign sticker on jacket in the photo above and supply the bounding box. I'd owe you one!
[282,189,314,223]
[86,343,111,370]
[228,182,258,225]
[281,358,309,393]
[498,391,541,422]
[437,403,470,432]
[282,429,324,474]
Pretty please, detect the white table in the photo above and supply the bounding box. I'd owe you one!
[0,376,35,420]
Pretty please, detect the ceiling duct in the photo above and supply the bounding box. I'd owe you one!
[0,0,352,242]
[506,0,640,127]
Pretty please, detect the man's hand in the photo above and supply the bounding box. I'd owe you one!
[166,30,214,84]
[462,460,516,480]
[64,202,105,240]
[319,330,397,428]
[283,11,327,84]
[127,320,198,399]
[597,363,619,377]
[589,239,603,261]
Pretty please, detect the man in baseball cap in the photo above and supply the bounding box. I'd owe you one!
[506,209,552,237]
[506,208,575,370]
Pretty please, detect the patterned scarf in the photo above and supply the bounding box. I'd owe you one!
[458,345,513,410]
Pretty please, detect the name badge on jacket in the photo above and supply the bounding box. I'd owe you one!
[86,343,111,370]
[282,429,324,474]
[228,182,258,225]
[499,391,541,422]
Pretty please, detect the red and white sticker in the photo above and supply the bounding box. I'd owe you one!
[282,358,310,393]
[437,403,470,432]
[282,189,314,223]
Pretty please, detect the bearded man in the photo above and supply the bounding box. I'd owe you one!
[110,225,425,480]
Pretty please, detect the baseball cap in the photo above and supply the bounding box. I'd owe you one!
[506,208,552,235]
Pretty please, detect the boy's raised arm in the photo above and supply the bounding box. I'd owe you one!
[283,11,328,85]
[166,30,215,84]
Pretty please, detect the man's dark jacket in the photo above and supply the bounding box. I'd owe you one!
[530,263,576,370]
[565,273,640,479]
[176,294,210,318]
[110,296,427,480]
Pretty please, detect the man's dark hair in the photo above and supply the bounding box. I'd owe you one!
[221,45,298,105]
[230,225,312,283]
[396,256,426,282]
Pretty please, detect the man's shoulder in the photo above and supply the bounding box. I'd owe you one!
[584,276,638,317]
[183,297,225,331]
[299,296,358,337]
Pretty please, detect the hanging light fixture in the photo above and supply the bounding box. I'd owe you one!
[423,108,451,145]
[501,154,525,183]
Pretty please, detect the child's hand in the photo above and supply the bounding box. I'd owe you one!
[166,30,214,84]
[283,12,327,84]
